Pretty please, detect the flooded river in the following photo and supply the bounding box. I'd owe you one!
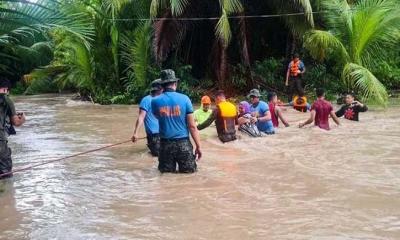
[0,94,400,240]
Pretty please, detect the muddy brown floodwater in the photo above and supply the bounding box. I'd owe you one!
[0,94,399,240]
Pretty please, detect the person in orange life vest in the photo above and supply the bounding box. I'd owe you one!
[290,94,311,112]
[267,92,290,128]
[335,93,368,121]
[299,88,340,130]
[285,53,306,101]
[197,90,237,143]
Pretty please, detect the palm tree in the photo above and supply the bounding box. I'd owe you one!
[0,0,93,82]
[304,0,400,105]
[150,0,314,89]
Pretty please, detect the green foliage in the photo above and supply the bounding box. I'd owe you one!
[304,0,400,105]
[252,58,285,89]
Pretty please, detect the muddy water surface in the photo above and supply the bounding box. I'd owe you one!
[0,94,400,240]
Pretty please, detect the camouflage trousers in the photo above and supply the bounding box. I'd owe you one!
[0,141,12,179]
[147,134,160,157]
[158,138,197,173]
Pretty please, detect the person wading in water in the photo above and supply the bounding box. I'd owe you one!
[335,93,368,121]
[131,79,163,156]
[285,53,306,102]
[151,69,202,173]
[194,95,212,125]
[299,88,340,130]
[248,89,275,135]
[197,90,237,143]
[0,77,26,179]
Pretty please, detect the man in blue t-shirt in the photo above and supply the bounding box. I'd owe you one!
[248,89,275,134]
[151,69,202,173]
[132,79,163,156]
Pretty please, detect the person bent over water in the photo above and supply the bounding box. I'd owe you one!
[131,79,163,156]
[237,101,262,137]
[151,69,201,173]
[248,89,275,134]
[335,93,368,121]
[267,92,289,128]
[0,77,26,179]
[194,96,212,125]
[197,91,237,143]
[299,88,340,130]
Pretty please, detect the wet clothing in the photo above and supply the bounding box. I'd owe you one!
[238,113,262,137]
[194,108,212,125]
[152,89,195,173]
[287,60,305,101]
[146,134,160,157]
[250,101,275,134]
[292,96,309,112]
[311,99,333,130]
[0,94,16,179]
[197,101,237,143]
[152,89,194,139]
[158,138,196,173]
[139,95,159,135]
[268,103,279,127]
[335,104,368,121]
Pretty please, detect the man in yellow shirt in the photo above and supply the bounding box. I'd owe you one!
[194,96,212,125]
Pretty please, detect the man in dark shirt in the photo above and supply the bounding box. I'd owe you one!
[335,93,368,121]
[197,91,237,143]
[0,77,25,179]
[299,88,340,130]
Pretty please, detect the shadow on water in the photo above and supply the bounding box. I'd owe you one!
[0,94,400,240]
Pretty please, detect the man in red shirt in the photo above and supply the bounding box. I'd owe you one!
[299,88,340,130]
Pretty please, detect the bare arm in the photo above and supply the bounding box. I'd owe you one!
[285,68,290,86]
[11,113,25,127]
[276,107,290,127]
[131,109,147,142]
[330,111,340,126]
[299,110,315,128]
[187,114,202,160]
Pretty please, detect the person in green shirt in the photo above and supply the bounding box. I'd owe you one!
[194,95,212,125]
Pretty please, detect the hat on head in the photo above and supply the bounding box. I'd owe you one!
[201,95,211,105]
[150,79,162,92]
[159,69,179,84]
[247,89,261,98]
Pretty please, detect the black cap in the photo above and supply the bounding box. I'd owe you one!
[0,76,11,89]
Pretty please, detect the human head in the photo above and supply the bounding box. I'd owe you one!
[214,90,226,104]
[248,89,261,105]
[0,77,11,94]
[316,88,325,98]
[159,69,179,90]
[293,53,300,62]
[345,93,355,105]
[201,95,211,111]
[150,79,163,96]
[239,101,250,115]
[267,92,278,104]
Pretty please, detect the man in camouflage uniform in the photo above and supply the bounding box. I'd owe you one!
[0,77,25,179]
[151,69,202,173]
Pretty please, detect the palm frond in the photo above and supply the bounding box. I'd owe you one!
[303,30,349,62]
[343,63,388,105]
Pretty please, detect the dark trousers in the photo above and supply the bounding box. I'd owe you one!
[147,134,160,157]
[158,138,197,173]
[0,141,12,179]
[288,76,304,102]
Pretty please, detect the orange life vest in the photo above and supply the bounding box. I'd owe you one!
[290,60,301,77]
[293,95,308,112]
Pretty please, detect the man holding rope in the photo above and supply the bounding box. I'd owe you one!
[0,77,25,179]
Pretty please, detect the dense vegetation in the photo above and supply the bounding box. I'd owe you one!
[1,0,399,104]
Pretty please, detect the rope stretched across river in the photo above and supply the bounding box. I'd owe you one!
[0,138,145,179]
